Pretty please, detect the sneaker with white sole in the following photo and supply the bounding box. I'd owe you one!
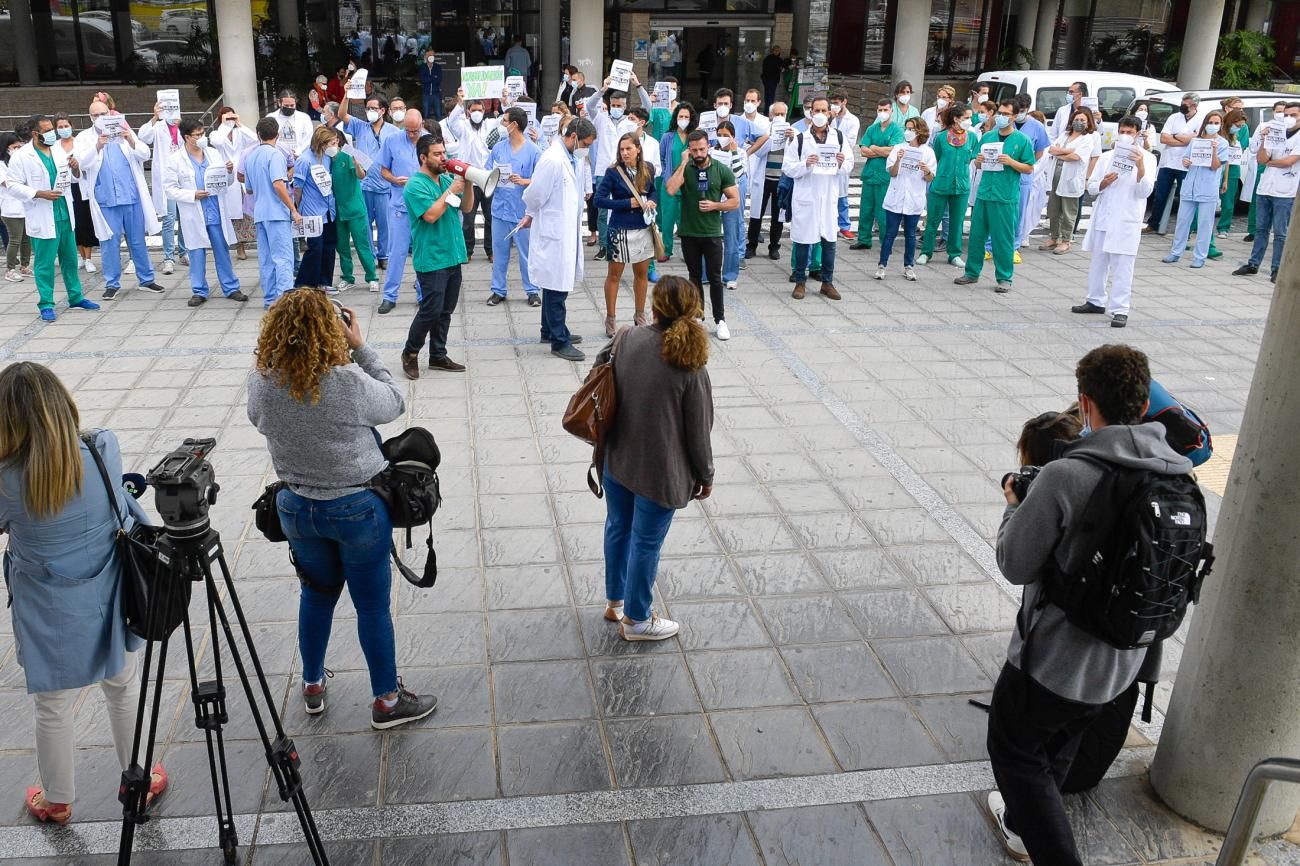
[987,791,1030,862]
[950,256,965,268]
[725,280,737,290]
[916,254,929,265]
[338,281,357,293]
[368,280,380,292]
[371,682,438,730]
[875,265,886,280]
[84,259,97,273]
[903,266,917,281]
[161,259,174,275]
[716,320,730,341]
[3,269,22,283]
[320,284,341,295]
[620,614,680,642]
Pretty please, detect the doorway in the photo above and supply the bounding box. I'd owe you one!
[648,21,770,105]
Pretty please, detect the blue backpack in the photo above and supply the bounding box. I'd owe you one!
[1145,380,1213,467]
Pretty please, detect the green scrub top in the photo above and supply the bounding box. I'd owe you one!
[331,151,367,221]
[930,129,979,196]
[974,129,1036,204]
[859,120,904,185]
[404,171,468,272]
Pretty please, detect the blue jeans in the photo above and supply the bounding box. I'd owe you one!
[161,198,185,261]
[100,203,156,288]
[837,195,850,232]
[880,210,920,267]
[540,288,572,350]
[490,216,536,297]
[1168,197,1216,266]
[189,222,241,297]
[793,239,837,282]
[1147,167,1184,232]
[362,189,390,261]
[382,204,411,302]
[721,208,743,283]
[1250,194,1291,275]
[256,220,294,307]
[603,472,676,622]
[276,488,398,698]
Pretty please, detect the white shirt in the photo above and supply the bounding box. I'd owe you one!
[1048,131,1096,198]
[1257,128,1300,199]
[265,109,315,157]
[882,143,937,215]
[1157,110,1207,170]
[1083,146,1157,257]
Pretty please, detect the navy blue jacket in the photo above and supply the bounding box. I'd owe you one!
[595,164,659,231]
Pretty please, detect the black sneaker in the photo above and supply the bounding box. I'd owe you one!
[768,248,780,260]
[1232,264,1258,276]
[139,282,166,294]
[486,294,504,306]
[595,248,608,260]
[102,286,119,301]
[1242,234,1254,242]
[378,258,388,270]
[527,294,541,307]
[227,291,249,302]
[538,334,583,344]
[378,300,396,314]
[744,248,756,259]
[1270,270,1277,283]
[1111,314,1128,328]
[1071,302,1105,314]
[187,294,206,307]
[371,683,437,730]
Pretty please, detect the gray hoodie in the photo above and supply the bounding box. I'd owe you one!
[997,422,1194,704]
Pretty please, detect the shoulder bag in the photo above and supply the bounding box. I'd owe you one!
[562,326,630,498]
[619,167,666,261]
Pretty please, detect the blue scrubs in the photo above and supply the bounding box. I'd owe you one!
[343,116,397,262]
[244,144,294,306]
[378,131,420,303]
[488,136,542,298]
[187,155,240,298]
[1014,116,1051,248]
[96,142,156,289]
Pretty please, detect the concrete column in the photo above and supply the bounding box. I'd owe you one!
[1176,0,1226,90]
[1032,0,1057,67]
[1150,194,1300,833]
[891,0,932,91]
[540,0,561,102]
[277,0,300,42]
[1243,0,1269,33]
[569,0,604,89]
[9,0,40,85]
[790,0,810,60]
[1016,0,1040,57]
[215,0,261,125]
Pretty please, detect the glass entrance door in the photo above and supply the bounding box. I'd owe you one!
[736,27,769,94]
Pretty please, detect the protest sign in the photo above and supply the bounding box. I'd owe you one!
[653,82,674,110]
[341,143,372,171]
[346,69,368,99]
[310,163,333,196]
[898,146,925,174]
[157,89,181,122]
[608,59,634,92]
[53,166,72,194]
[980,141,1004,171]
[505,75,526,100]
[1264,120,1287,150]
[203,170,230,196]
[814,142,840,175]
[767,119,789,149]
[290,215,324,238]
[96,114,126,138]
[1188,137,1214,167]
[462,66,505,100]
[698,110,718,138]
[540,114,560,144]
[1112,144,1139,177]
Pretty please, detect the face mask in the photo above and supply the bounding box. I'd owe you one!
[744,101,758,115]
[717,135,731,148]
[1274,111,1286,122]
[1231,124,1244,133]
[562,73,570,83]
[223,118,236,128]
[366,109,381,123]
[903,129,917,143]
[877,111,890,123]
[469,110,483,124]
[40,131,57,146]
[1287,116,1299,130]
[1015,112,1027,123]
[315,77,327,87]
[573,146,589,162]
[194,135,208,149]
[610,106,625,120]
[896,93,911,105]
[936,98,949,110]
[1179,104,1191,116]
[57,128,72,140]
[392,109,408,123]
[976,113,987,126]
[1204,124,1221,136]
[324,144,340,158]
[280,106,295,116]
[811,113,828,128]
[1118,133,1135,146]
[1072,121,1087,132]
[715,105,731,118]
[830,103,841,115]
[1135,110,1148,121]
[994,114,1011,130]
[677,117,690,131]
[426,57,434,65]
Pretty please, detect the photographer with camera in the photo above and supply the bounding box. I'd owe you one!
[0,362,167,825]
[247,289,437,730]
[987,345,1199,865]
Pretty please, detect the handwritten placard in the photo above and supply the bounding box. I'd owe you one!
[980,141,1004,171]
[462,66,505,100]
[290,215,324,238]
[608,59,633,92]
[53,165,72,194]
[1188,137,1214,167]
[157,89,181,122]
[346,69,368,99]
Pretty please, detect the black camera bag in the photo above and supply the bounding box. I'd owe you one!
[369,427,442,589]
[252,480,289,543]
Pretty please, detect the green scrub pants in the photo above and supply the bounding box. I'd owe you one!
[1247,171,1263,235]
[658,181,680,256]
[964,199,1017,284]
[336,214,378,284]
[1218,165,1240,233]
[857,181,888,247]
[922,191,968,261]
[31,219,83,311]
[790,238,822,273]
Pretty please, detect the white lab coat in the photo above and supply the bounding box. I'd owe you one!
[265,109,315,157]
[1045,131,1097,198]
[743,113,770,215]
[445,105,498,168]
[522,139,583,293]
[163,146,237,250]
[782,128,854,244]
[832,109,860,197]
[1082,147,1157,257]
[882,144,937,215]
[210,121,259,217]
[5,141,76,239]
[138,118,185,217]
[72,131,160,242]
[0,162,26,218]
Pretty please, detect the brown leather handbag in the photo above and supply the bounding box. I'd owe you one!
[562,326,630,498]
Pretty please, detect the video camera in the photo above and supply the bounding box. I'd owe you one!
[147,438,220,540]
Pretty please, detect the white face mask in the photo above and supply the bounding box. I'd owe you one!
[1287,116,1299,130]
[573,146,589,162]
[677,117,690,131]
[743,101,758,115]
[829,103,841,115]
[426,57,434,65]
[1274,112,1286,122]
[811,112,828,128]
[194,135,208,149]
[903,129,917,143]
[391,109,407,123]
[715,104,731,117]
[1135,110,1148,121]
[325,145,339,157]
[877,111,890,123]
[1203,124,1221,136]
[896,93,911,105]
[470,110,484,124]
[1118,133,1135,146]
[716,135,731,148]
[223,119,236,129]
[771,115,786,123]
[937,98,950,110]
[315,77,327,87]
[366,109,381,123]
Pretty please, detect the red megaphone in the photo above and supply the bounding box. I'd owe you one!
[445,159,500,198]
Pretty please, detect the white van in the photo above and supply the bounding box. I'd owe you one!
[975,70,1175,139]
[1127,89,1298,138]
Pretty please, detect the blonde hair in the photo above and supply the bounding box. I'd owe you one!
[652,276,709,372]
[254,289,353,404]
[0,362,84,518]
[310,125,336,156]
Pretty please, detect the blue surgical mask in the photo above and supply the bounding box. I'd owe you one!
[994,114,1011,130]
[610,106,625,120]
[57,127,72,140]
[1080,408,1092,437]
[40,130,57,146]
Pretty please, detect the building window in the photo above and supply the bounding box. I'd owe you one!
[925,0,990,75]
[860,0,889,71]
[1079,0,1174,78]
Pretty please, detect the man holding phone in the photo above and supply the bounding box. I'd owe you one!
[665,130,739,339]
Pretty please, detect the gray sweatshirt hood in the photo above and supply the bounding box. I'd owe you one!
[1062,422,1194,476]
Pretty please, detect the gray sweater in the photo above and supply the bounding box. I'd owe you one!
[247,344,405,499]
[600,326,714,510]
[997,423,1193,704]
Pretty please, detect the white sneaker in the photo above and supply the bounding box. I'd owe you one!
[875,265,886,280]
[368,280,380,292]
[951,256,966,268]
[338,282,356,293]
[916,254,929,265]
[725,279,737,290]
[3,269,22,283]
[320,284,340,295]
[903,266,917,282]
[620,615,680,642]
[987,791,1030,862]
[161,259,174,275]
[124,260,135,275]
[716,320,730,341]
[84,258,97,274]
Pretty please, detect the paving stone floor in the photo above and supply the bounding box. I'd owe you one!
[0,216,1295,865]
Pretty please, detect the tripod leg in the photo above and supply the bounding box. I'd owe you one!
[188,572,240,865]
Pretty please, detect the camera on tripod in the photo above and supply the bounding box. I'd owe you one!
[147,437,220,539]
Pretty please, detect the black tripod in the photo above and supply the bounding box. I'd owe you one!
[117,442,328,865]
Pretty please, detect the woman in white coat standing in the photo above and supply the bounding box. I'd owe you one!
[138,101,186,272]
[165,119,247,308]
[877,117,937,281]
[1041,106,1096,254]
[781,96,854,300]
[208,106,258,260]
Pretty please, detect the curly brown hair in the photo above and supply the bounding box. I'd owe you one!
[1075,345,1150,426]
[653,276,709,372]
[254,289,352,404]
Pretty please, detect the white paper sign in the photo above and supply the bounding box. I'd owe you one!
[1080,96,1099,111]
[346,69,368,99]
[505,75,526,100]
[1264,121,1287,150]
[291,215,324,238]
[980,141,1004,171]
[462,65,505,100]
[698,110,718,138]
[1228,143,1244,166]
[1112,144,1139,177]
[814,142,840,175]
[203,170,230,195]
[898,146,925,174]
[653,82,674,110]
[310,162,333,196]
[521,102,538,130]
[342,143,372,171]
[53,166,72,194]
[768,119,789,150]
[540,114,560,143]
[608,59,634,92]
[496,162,514,184]
[1188,137,1215,167]
[96,114,126,138]
[157,89,181,122]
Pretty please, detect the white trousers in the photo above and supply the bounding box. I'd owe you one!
[33,653,139,804]
[1085,231,1135,316]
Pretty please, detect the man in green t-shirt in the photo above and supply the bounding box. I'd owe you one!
[400,134,474,379]
[956,99,1036,292]
[666,129,740,338]
[851,98,903,250]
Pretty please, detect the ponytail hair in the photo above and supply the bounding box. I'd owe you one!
[652,276,709,371]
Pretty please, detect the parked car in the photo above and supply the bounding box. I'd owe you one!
[975,69,1175,140]
[0,13,120,78]
[160,8,208,37]
[78,10,148,43]
[137,38,208,74]
[1127,89,1298,141]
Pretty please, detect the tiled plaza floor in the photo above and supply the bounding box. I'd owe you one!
[0,211,1295,864]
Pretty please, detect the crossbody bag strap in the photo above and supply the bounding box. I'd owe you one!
[80,432,127,531]
[618,166,649,210]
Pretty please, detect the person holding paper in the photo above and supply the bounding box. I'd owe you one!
[486,107,543,307]
[326,128,379,294]
[339,86,401,273]
[73,102,164,301]
[51,115,97,276]
[1144,93,1205,234]
[746,102,790,261]
[294,128,342,292]
[851,98,904,252]
[595,132,659,335]
[5,118,99,320]
[649,78,678,140]
[139,101,187,274]
[1162,111,1229,269]
[244,118,302,308]
[1241,102,1289,241]
[377,110,425,313]
[164,118,246,307]
[586,73,652,261]
[208,107,258,262]
[1234,101,1300,284]
[782,96,852,301]
[877,118,936,281]
[1041,108,1097,255]
[444,94,499,260]
[919,103,977,268]
[1073,116,1156,328]
[954,99,1036,293]
[667,130,740,335]
[657,103,698,260]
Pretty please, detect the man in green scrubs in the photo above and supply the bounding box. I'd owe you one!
[851,98,903,251]
[955,99,1035,293]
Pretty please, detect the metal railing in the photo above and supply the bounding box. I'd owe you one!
[1216,757,1300,866]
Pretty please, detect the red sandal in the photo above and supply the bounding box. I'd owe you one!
[146,763,168,807]
[26,787,72,825]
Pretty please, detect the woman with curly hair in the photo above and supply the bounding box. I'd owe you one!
[596,275,715,641]
[246,289,437,729]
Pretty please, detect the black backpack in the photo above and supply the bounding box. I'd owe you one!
[1042,454,1215,650]
[369,427,443,588]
